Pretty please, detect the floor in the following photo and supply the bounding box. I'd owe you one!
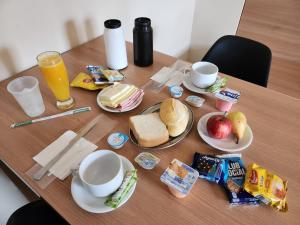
[237,0,300,99]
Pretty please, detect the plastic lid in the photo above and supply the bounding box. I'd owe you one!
[104,19,121,29]
[135,17,151,27]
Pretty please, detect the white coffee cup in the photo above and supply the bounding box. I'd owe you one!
[79,150,123,197]
[190,61,218,88]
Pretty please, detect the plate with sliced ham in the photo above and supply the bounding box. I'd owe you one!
[97,84,144,113]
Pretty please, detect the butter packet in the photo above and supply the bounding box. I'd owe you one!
[244,163,288,212]
[70,72,109,90]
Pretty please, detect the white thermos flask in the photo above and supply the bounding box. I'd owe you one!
[103,19,128,70]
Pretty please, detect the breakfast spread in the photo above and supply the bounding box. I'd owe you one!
[215,88,240,112]
[99,83,144,111]
[135,152,160,170]
[168,85,183,98]
[191,152,224,183]
[159,98,189,137]
[105,169,138,208]
[160,159,199,198]
[129,113,169,147]
[218,154,259,205]
[185,95,205,107]
[107,132,129,149]
[244,163,288,212]
[18,52,288,215]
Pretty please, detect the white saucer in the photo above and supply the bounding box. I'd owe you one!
[197,112,253,152]
[71,155,136,213]
[96,91,143,113]
[182,72,220,95]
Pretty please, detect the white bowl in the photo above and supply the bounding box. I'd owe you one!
[191,61,218,88]
[79,150,123,197]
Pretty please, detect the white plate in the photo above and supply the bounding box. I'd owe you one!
[182,72,220,95]
[197,112,253,152]
[96,90,143,113]
[71,155,136,213]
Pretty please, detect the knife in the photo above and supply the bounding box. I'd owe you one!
[32,115,101,181]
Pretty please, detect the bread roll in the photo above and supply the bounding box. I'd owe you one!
[159,98,189,137]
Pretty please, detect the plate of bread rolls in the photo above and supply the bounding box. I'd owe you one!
[129,98,194,150]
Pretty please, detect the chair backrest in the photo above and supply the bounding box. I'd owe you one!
[202,35,272,87]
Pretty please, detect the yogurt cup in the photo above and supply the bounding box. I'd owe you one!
[160,159,199,198]
[215,88,240,112]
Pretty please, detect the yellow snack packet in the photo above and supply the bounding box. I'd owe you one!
[244,163,288,212]
[70,72,109,90]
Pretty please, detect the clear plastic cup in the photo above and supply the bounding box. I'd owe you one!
[7,76,45,117]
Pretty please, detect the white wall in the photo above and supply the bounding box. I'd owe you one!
[0,0,195,81]
[189,0,245,61]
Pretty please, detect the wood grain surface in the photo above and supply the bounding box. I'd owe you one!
[238,0,300,99]
[0,36,300,225]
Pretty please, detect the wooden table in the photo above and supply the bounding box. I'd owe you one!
[0,36,299,225]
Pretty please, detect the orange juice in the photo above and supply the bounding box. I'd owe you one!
[37,52,70,101]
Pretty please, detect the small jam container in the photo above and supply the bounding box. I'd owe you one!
[107,132,129,149]
[168,85,183,98]
[215,88,240,112]
[134,152,160,170]
[160,159,199,198]
[185,95,205,107]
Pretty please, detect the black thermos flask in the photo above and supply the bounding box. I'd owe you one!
[133,17,153,67]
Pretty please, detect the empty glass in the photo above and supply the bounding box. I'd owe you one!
[7,76,45,117]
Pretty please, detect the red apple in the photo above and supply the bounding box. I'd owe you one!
[206,115,232,139]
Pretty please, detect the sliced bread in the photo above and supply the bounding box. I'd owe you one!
[129,113,169,147]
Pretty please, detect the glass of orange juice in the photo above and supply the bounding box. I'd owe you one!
[37,51,74,110]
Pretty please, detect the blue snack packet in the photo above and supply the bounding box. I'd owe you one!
[218,154,259,205]
[191,152,225,183]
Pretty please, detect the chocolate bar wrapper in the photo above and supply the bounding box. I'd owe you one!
[191,152,224,183]
[105,170,137,208]
[218,154,259,205]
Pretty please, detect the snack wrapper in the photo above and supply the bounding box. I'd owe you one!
[102,69,125,82]
[70,72,109,90]
[105,169,137,208]
[218,154,259,205]
[244,163,288,212]
[205,77,228,93]
[86,65,113,84]
[191,152,224,183]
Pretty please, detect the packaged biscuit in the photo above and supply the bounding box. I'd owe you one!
[70,72,109,90]
[191,152,225,183]
[244,163,288,212]
[102,69,125,82]
[218,154,259,205]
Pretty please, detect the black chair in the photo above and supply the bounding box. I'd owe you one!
[202,35,272,87]
[6,199,69,225]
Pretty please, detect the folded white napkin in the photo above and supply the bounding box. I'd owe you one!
[33,130,98,180]
[150,67,186,87]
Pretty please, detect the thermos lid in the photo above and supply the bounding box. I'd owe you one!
[135,17,151,27]
[104,19,121,29]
